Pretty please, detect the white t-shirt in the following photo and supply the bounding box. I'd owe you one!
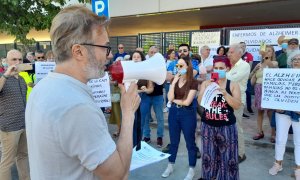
[26,72,116,180]
[202,56,214,80]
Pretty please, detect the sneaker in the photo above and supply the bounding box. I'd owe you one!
[238,154,246,163]
[162,144,170,153]
[196,147,201,159]
[184,168,195,180]
[295,169,300,180]
[243,113,250,118]
[163,107,169,113]
[162,164,173,178]
[157,137,163,148]
[143,137,151,143]
[269,162,283,175]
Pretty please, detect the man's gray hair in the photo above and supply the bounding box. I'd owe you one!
[288,50,300,67]
[230,44,244,55]
[200,45,210,53]
[50,5,109,64]
[7,49,22,60]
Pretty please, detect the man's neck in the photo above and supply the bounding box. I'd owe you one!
[202,55,209,60]
[55,62,88,84]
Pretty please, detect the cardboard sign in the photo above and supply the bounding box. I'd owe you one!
[261,68,300,111]
[87,72,111,108]
[191,31,221,47]
[35,62,56,83]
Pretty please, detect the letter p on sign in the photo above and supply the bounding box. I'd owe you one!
[92,0,110,18]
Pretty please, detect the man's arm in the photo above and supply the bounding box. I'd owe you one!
[93,83,140,179]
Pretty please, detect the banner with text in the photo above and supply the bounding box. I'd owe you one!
[229,28,300,45]
[191,31,221,47]
[87,72,111,108]
[261,68,300,111]
[35,62,56,83]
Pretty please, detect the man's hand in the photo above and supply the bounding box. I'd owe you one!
[4,65,18,77]
[119,82,141,114]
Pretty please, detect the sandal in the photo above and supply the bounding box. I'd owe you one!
[253,132,264,140]
[270,136,276,143]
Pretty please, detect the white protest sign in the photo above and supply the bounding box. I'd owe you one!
[229,28,300,45]
[191,31,221,47]
[261,68,300,111]
[130,141,170,171]
[87,72,111,108]
[35,62,56,83]
[200,82,221,109]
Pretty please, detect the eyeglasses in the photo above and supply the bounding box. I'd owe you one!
[37,56,45,59]
[176,64,184,68]
[118,47,124,49]
[292,58,300,62]
[178,50,188,53]
[80,43,112,56]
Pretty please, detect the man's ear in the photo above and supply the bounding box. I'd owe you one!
[71,44,85,61]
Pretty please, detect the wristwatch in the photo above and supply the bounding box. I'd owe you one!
[2,74,9,79]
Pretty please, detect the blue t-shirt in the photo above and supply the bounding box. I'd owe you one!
[167,59,199,76]
[113,52,128,61]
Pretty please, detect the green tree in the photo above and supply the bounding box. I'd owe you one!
[0,0,89,51]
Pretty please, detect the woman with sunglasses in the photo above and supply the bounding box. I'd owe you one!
[198,57,241,180]
[161,56,198,180]
[269,51,300,179]
[250,45,278,143]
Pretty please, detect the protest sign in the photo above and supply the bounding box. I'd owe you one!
[35,62,56,83]
[191,31,221,47]
[200,82,221,110]
[261,68,300,111]
[87,72,111,108]
[229,28,300,45]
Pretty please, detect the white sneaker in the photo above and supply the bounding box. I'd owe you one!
[183,167,195,180]
[295,169,300,180]
[163,107,169,113]
[162,164,173,178]
[269,162,283,175]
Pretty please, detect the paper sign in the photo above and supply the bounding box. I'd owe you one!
[87,72,111,108]
[200,82,221,109]
[130,141,170,171]
[192,31,221,47]
[35,62,56,83]
[261,68,300,111]
[229,28,300,45]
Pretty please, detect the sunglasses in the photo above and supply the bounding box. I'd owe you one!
[37,56,45,59]
[178,50,188,53]
[176,64,184,68]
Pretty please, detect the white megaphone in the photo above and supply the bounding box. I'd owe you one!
[109,53,166,90]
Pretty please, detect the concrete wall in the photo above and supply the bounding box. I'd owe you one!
[110,0,267,17]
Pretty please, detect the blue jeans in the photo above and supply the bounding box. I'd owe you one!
[168,104,197,167]
[164,83,170,104]
[140,94,164,138]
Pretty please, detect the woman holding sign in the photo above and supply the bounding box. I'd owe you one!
[250,45,278,143]
[198,57,241,180]
[269,51,300,179]
[161,56,198,180]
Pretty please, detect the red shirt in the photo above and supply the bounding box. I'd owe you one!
[242,52,253,63]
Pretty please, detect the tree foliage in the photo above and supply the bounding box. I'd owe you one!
[0,0,89,48]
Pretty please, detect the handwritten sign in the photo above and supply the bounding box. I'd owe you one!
[87,72,111,108]
[229,28,300,45]
[261,68,300,111]
[35,62,56,83]
[191,31,221,47]
[200,82,221,110]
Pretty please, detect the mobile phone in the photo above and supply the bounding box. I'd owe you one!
[211,72,219,83]
[17,63,33,72]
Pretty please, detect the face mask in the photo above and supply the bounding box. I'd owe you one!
[179,68,187,75]
[2,63,8,67]
[214,69,226,79]
[281,43,288,49]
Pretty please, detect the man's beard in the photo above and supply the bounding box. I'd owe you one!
[85,49,106,80]
[287,48,297,57]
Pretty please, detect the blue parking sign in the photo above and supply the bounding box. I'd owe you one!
[92,0,110,18]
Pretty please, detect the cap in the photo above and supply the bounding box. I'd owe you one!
[288,38,299,45]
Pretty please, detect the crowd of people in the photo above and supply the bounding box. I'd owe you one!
[0,5,299,180]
